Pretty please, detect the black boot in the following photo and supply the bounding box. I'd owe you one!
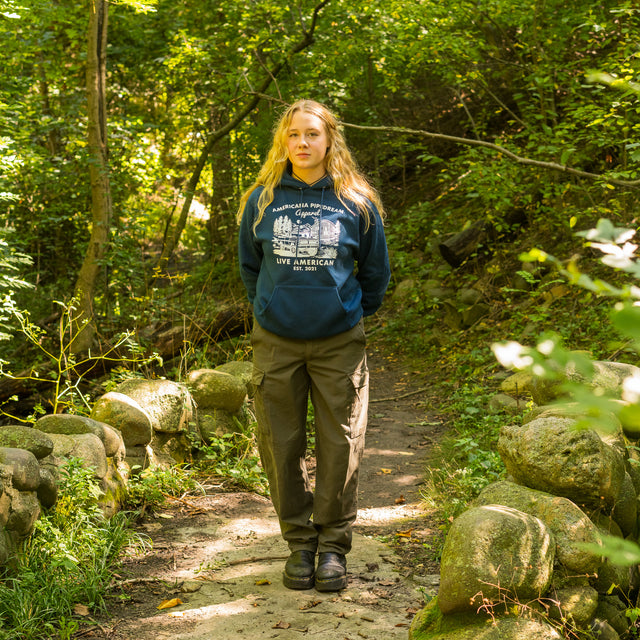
[283,550,315,590]
[315,552,347,591]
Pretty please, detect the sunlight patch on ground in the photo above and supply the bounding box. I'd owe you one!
[365,447,415,457]
[166,596,259,620]
[356,502,425,525]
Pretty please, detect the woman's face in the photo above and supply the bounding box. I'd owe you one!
[286,110,329,183]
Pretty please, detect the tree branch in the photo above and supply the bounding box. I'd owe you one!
[341,122,640,189]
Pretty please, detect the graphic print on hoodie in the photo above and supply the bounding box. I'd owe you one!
[238,172,390,340]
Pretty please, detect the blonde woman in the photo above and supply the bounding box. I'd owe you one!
[237,100,390,592]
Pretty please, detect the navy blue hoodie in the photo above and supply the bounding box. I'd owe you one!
[238,172,390,340]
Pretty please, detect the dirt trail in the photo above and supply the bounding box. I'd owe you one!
[84,345,444,640]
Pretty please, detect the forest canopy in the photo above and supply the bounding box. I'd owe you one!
[1,0,639,384]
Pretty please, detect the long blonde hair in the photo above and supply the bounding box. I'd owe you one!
[236,99,385,230]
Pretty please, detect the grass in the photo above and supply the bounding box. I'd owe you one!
[0,459,149,640]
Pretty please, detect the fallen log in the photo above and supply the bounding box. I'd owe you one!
[438,209,528,268]
[151,301,251,359]
[438,220,488,268]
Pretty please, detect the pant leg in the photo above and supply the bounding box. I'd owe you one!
[307,320,369,554]
[251,323,318,552]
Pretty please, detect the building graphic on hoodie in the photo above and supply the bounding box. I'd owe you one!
[273,213,340,260]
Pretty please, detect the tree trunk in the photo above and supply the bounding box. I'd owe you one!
[72,0,112,354]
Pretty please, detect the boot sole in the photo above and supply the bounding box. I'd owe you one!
[315,574,348,592]
[283,572,315,590]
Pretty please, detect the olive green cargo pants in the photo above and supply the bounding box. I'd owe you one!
[251,319,369,555]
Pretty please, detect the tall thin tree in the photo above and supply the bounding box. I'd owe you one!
[71,0,111,354]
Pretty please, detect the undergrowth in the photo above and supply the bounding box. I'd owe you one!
[0,459,148,640]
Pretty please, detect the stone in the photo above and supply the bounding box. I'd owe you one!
[99,458,128,518]
[215,361,255,397]
[610,472,637,537]
[461,303,490,327]
[5,488,40,537]
[498,417,625,509]
[391,278,417,303]
[595,596,629,636]
[37,466,58,508]
[187,369,247,413]
[438,505,554,615]
[458,288,483,306]
[47,432,108,479]
[0,447,41,492]
[475,481,602,574]
[90,392,153,447]
[530,360,640,406]
[37,413,125,457]
[487,393,525,415]
[523,403,626,460]
[114,378,194,434]
[0,425,53,459]
[409,598,561,640]
[591,557,630,595]
[590,619,620,640]
[546,584,599,628]
[500,371,535,398]
[198,409,241,443]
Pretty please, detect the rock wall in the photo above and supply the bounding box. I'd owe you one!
[0,361,253,562]
[410,360,640,640]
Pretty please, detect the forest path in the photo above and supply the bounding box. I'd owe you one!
[84,340,445,640]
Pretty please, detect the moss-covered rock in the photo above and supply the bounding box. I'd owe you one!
[475,481,601,574]
[498,417,625,509]
[438,505,554,615]
[409,598,561,640]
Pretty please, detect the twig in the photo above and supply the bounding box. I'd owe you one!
[371,387,429,403]
[340,122,640,189]
[216,554,289,568]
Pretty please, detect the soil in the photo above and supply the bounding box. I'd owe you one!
[77,338,448,640]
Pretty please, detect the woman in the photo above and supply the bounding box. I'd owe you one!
[237,99,390,591]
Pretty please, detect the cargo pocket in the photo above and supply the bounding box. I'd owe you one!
[347,363,369,439]
[251,367,265,397]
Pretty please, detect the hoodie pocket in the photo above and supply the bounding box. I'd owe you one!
[264,285,347,338]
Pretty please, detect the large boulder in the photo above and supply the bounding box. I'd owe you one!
[113,378,194,435]
[438,505,555,615]
[0,426,53,459]
[46,432,108,479]
[531,360,640,405]
[409,598,561,640]
[187,368,247,412]
[498,417,625,509]
[547,584,599,629]
[90,392,153,447]
[0,447,41,492]
[475,481,602,574]
[214,361,255,398]
[36,414,125,458]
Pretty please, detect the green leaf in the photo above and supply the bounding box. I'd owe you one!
[580,534,640,567]
[612,305,640,341]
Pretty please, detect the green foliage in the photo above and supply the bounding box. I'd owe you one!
[0,297,161,420]
[422,380,506,542]
[0,458,148,640]
[125,464,202,511]
[493,216,640,578]
[192,416,269,495]
[0,234,33,342]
